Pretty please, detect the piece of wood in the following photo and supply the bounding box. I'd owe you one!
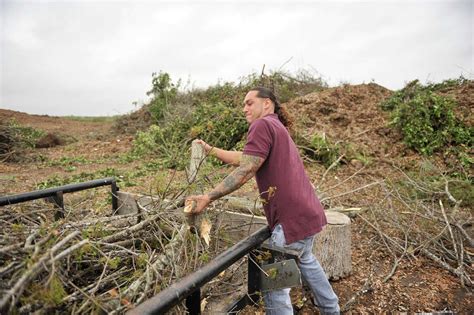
[186,141,211,242]
[188,139,205,184]
[113,191,267,244]
[116,191,157,215]
[313,210,352,280]
[222,196,262,213]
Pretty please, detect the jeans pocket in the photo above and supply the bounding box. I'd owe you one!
[272,224,306,257]
[270,224,286,247]
[284,240,306,257]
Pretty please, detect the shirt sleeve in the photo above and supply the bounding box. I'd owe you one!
[243,118,272,160]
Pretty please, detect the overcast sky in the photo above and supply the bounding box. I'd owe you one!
[1,0,472,116]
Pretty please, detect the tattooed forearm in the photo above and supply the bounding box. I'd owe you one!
[208,154,264,201]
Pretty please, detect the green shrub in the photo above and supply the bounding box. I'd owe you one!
[381,78,472,160]
[295,133,340,167]
[1,120,45,149]
[380,77,469,111]
[147,71,179,122]
[191,101,248,150]
[128,69,328,168]
[132,123,190,169]
[380,80,422,111]
[425,76,469,91]
[0,120,45,161]
[391,90,471,155]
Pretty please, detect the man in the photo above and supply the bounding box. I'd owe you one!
[186,87,340,315]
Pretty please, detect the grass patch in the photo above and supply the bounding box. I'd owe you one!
[61,115,119,123]
[36,160,177,191]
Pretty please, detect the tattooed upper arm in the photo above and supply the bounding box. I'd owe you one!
[207,154,264,201]
[240,154,265,174]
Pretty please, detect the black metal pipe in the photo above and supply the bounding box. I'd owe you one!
[0,177,117,206]
[127,226,271,315]
[52,191,65,220]
[185,289,201,315]
[111,181,119,212]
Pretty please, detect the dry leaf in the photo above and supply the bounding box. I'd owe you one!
[121,298,132,308]
[200,218,212,246]
[200,297,208,312]
[107,288,118,297]
[184,199,196,213]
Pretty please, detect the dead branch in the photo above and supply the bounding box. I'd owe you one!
[321,180,384,202]
[0,231,85,311]
[420,248,472,287]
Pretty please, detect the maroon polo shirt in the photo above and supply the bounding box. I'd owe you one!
[243,113,327,244]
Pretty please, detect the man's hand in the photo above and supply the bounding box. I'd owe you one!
[184,194,211,215]
[195,139,213,154]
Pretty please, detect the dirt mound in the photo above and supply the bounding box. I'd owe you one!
[113,105,152,135]
[286,83,404,158]
[435,80,474,126]
[35,133,65,148]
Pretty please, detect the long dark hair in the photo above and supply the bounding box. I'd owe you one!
[250,86,293,130]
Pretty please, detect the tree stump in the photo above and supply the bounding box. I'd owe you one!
[313,210,351,280]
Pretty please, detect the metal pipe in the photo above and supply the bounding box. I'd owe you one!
[0,177,117,206]
[185,289,201,315]
[111,180,119,212]
[127,226,271,315]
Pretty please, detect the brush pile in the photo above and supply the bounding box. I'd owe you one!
[0,197,236,314]
[0,121,44,162]
[0,122,23,162]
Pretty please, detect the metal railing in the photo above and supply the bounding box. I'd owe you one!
[127,226,272,315]
[0,177,119,219]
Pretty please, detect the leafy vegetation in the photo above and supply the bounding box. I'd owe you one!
[37,167,141,189]
[147,71,180,122]
[125,68,328,169]
[2,120,45,148]
[62,115,119,123]
[0,120,45,161]
[392,91,471,154]
[296,133,341,167]
[381,78,472,167]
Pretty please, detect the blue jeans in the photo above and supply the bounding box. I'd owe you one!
[263,224,340,315]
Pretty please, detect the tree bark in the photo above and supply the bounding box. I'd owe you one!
[313,210,352,280]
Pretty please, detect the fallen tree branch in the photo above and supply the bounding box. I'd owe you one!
[0,231,85,311]
[420,248,472,287]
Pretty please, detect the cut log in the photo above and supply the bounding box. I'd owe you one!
[186,140,212,244]
[114,191,267,244]
[313,210,352,280]
[188,139,206,184]
[116,191,157,215]
[222,196,262,213]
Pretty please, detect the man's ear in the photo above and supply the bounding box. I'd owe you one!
[263,98,272,110]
